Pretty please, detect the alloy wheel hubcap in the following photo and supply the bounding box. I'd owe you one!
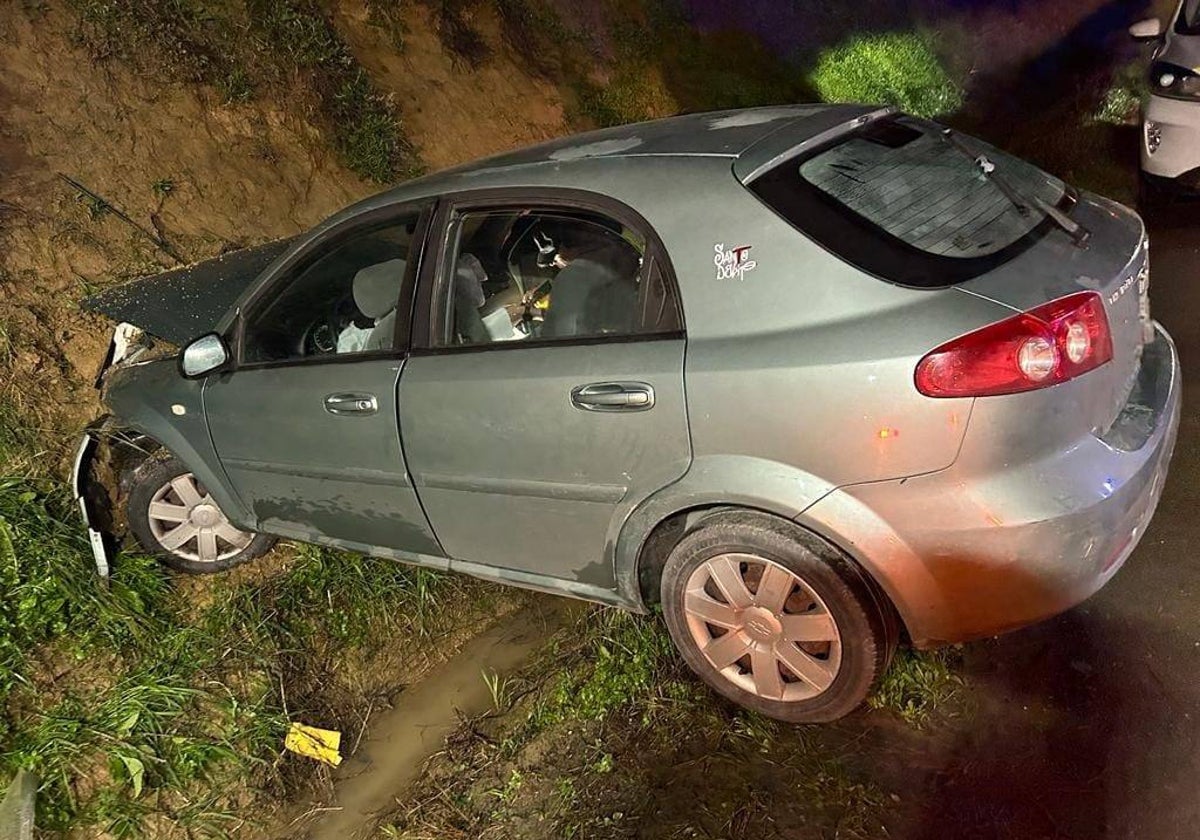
[147,473,252,563]
[682,553,842,702]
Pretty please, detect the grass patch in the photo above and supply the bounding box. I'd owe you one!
[869,647,963,727]
[64,0,420,182]
[1091,61,1148,126]
[382,607,887,839]
[809,30,963,117]
[0,459,473,834]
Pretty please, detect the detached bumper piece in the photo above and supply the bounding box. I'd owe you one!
[71,427,110,579]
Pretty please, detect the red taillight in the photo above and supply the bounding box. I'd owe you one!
[915,292,1113,398]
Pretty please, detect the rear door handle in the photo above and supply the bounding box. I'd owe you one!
[324,393,378,416]
[570,382,655,412]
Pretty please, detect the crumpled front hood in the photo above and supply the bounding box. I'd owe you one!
[82,237,295,345]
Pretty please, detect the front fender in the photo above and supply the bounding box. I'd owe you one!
[102,360,253,530]
[612,455,837,610]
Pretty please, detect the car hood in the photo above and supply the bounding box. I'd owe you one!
[82,237,296,345]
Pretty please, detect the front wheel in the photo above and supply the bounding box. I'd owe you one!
[125,452,275,574]
[660,512,894,723]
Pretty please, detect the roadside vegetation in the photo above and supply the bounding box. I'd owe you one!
[809,31,963,117]
[64,0,420,182]
[0,409,510,835]
[378,609,969,839]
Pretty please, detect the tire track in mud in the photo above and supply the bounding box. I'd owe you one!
[282,596,579,840]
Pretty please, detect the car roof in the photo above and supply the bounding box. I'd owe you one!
[371,104,878,200]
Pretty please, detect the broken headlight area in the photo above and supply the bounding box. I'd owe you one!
[93,322,178,390]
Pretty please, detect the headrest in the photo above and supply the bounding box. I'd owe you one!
[352,258,406,319]
[454,253,487,309]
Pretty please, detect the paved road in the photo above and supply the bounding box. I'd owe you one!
[867,209,1200,840]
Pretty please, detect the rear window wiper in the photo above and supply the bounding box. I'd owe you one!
[940,128,1090,247]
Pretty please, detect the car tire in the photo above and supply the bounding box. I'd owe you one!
[660,511,894,723]
[125,452,275,574]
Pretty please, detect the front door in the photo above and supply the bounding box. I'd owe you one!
[399,199,690,593]
[204,204,445,562]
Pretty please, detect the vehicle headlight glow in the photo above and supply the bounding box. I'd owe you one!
[1151,61,1200,101]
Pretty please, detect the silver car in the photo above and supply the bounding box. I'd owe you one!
[81,105,1180,722]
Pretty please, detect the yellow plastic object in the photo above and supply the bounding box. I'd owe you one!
[284,722,343,767]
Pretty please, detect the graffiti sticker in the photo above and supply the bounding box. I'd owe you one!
[714,243,757,281]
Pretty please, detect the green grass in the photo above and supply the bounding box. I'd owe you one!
[809,30,963,117]
[0,458,465,834]
[382,605,890,839]
[64,0,420,182]
[869,647,963,726]
[1092,61,1148,126]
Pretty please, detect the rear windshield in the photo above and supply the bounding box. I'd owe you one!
[749,116,1070,287]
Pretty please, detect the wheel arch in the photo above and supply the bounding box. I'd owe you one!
[102,361,254,529]
[615,456,908,648]
[614,455,837,610]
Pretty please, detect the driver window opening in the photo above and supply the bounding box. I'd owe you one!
[439,208,677,348]
[241,213,421,365]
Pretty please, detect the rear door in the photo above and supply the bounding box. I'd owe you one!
[398,192,690,596]
[203,202,446,563]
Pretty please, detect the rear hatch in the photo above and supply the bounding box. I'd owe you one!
[744,111,1151,434]
[958,192,1149,433]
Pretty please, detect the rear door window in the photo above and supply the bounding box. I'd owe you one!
[749,116,1071,287]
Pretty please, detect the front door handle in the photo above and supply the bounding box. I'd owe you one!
[324,393,378,416]
[570,382,655,412]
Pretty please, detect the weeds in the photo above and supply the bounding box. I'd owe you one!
[869,647,964,726]
[151,178,175,199]
[0,463,468,833]
[65,0,420,182]
[809,30,963,117]
[1092,61,1148,126]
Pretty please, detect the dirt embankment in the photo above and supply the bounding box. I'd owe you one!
[0,0,583,464]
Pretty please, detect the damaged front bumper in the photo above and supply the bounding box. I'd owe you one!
[74,321,166,578]
[72,421,112,579]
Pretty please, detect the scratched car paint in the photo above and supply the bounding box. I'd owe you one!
[80,104,1181,722]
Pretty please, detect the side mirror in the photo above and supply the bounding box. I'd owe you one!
[1130,17,1164,41]
[180,333,230,378]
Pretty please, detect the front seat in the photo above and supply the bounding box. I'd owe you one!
[347,258,406,352]
[542,239,638,338]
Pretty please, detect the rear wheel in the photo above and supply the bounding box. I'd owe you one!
[660,512,893,723]
[126,453,275,574]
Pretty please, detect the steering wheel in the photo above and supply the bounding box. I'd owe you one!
[301,295,357,356]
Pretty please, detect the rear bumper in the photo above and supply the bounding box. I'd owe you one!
[1142,95,1200,184]
[802,323,1181,647]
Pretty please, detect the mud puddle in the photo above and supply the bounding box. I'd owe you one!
[282,595,579,840]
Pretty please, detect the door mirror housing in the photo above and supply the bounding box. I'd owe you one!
[180,333,231,378]
[1130,17,1164,41]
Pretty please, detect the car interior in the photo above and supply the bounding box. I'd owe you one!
[240,218,418,364]
[444,209,647,346]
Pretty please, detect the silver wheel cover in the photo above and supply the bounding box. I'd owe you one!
[683,553,842,702]
[146,473,252,563]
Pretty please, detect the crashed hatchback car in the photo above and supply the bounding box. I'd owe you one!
[83,105,1180,722]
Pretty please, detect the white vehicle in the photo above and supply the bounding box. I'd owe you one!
[1131,3,1200,198]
